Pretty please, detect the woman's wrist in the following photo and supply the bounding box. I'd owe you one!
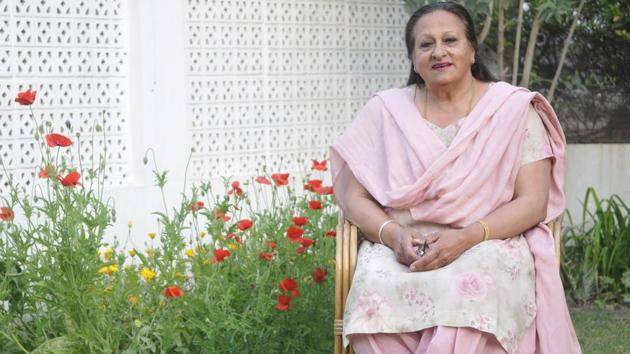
[381,222,403,248]
[461,222,485,247]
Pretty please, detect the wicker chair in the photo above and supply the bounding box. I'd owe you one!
[333,212,564,354]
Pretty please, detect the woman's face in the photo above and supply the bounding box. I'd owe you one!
[411,10,475,87]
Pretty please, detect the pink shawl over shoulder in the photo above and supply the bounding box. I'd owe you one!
[330,81,581,353]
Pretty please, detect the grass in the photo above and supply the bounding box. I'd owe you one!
[571,305,630,354]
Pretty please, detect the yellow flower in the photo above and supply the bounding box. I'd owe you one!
[148,232,156,239]
[129,249,137,257]
[139,267,156,282]
[227,243,240,251]
[185,248,195,257]
[146,248,155,258]
[98,264,119,276]
[159,299,166,308]
[175,272,186,280]
[129,295,138,306]
[200,231,207,238]
[103,247,114,261]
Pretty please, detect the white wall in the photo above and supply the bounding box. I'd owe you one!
[565,144,630,224]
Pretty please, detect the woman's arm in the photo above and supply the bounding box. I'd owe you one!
[335,164,421,266]
[410,157,552,271]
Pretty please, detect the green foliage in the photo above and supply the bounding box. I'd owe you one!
[561,187,630,305]
[0,103,338,353]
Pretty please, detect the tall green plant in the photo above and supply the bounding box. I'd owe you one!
[561,187,630,305]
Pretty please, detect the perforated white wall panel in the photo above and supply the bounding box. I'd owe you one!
[185,0,409,181]
[0,0,129,189]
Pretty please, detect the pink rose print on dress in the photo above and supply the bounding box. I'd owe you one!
[525,300,537,318]
[456,273,489,301]
[357,291,386,322]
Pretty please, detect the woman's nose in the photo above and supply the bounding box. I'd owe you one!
[431,44,447,59]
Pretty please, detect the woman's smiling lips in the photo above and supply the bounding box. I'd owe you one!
[431,62,453,71]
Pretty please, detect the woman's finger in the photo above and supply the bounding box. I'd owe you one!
[409,249,438,272]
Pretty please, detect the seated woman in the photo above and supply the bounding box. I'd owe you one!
[330,2,581,354]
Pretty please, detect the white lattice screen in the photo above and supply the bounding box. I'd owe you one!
[185,0,409,181]
[0,0,129,189]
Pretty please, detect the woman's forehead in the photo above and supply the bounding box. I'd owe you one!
[413,11,466,38]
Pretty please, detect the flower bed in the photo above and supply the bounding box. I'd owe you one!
[0,90,338,353]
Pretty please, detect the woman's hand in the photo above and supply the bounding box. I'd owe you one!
[409,229,477,272]
[383,226,424,267]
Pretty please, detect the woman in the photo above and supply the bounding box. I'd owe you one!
[330,2,581,354]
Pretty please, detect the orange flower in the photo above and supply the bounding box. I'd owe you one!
[276,295,291,311]
[212,248,231,263]
[267,240,277,250]
[312,267,328,283]
[308,200,322,210]
[286,226,304,242]
[255,176,271,185]
[315,186,334,195]
[227,181,244,196]
[259,252,275,261]
[0,207,15,222]
[271,173,289,186]
[163,286,184,299]
[311,159,328,171]
[56,171,82,188]
[15,89,37,105]
[292,216,308,226]
[45,133,72,147]
[236,219,253,231]
[325,229,337,238]
[38,168,49,178]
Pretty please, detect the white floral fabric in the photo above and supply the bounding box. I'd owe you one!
[342,101,553,353]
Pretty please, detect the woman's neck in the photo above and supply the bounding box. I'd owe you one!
[425,75,475,106]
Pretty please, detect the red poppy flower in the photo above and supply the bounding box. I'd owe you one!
[325,229,337,238]
[286,226,304,242]
[312,267,328,283]
[15,89,37,105]
[227,181,244,196]
[226,233,242,243]
[163,286,184,298]
[236,219,253,231]
[292,216,308,226]
[212,248,231,263]
[271,173,290,186]
[56,171,83,188]
[267,240,277,250]
[311,159,328,171]
[1,207,15,222]
[300,237,314,248]
[296,246,306,254]
[38,168,49,179]
[259,252,276,261]
[315,186,334,195]
[223,215,231,222]
[276,295,291,311]
[191,200,204,212]
[279,277,299,298]
[255,176,271,185]
[45,133,72,148]
[304,179,323,192]
[308,200,322,210]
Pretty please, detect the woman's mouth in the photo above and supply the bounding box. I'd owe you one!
[432,62,453,71]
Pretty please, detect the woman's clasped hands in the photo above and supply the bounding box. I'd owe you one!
[386,226,477,272]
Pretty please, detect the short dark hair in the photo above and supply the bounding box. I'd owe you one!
[405,1,496,86]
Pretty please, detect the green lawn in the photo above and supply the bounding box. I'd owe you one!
[571,305,630,354]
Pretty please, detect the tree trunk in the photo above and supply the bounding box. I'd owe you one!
[497,0,505,80]
[548,0,587,103]
[512,0,525,85]
[477,1,494,45]
[519,9,542,87]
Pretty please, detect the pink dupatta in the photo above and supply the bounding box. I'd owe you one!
[330,81,581,353]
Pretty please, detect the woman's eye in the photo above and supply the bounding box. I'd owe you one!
[420,42,432,48]
[445,38,457,43]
